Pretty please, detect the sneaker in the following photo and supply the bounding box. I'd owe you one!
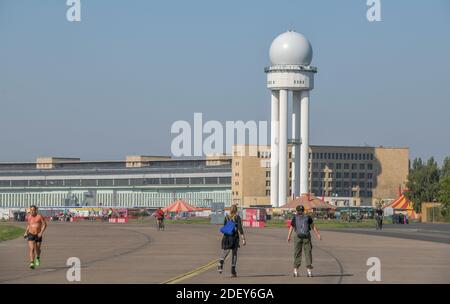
[29,262,35,269]
[231,266,237,278]
[307,268,313,277]
[34,257,41,267]
[217,261,223,274]
[293,268,299,277]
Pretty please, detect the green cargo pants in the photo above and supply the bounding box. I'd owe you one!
[293,234,312,268]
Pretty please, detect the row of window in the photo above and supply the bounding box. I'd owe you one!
[312,163,373,170]
[265,80,305,85]
[258,162,374,171]
[257,151,271,159]
[311,189,373,197]
[262,189,373,197]
[312,172,374,179]
[263,179,373,188]
[312,152,374,161]
[312,181,374,189]
[261,190,374,197]
[263,171,374,179]
[250,152,375,162]
[0,177,232,188]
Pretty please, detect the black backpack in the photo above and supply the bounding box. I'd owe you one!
[295,214,311,238]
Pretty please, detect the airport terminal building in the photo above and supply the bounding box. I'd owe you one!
[0,156,232,209]
[0,145,409,209]
[231,145,409,207]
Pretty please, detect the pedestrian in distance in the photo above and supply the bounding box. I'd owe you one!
[375,206,384,230]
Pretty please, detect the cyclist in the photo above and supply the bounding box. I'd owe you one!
[375,206,384,230]
[154,208,165,231]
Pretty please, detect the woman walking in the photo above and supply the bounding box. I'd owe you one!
[218,204,246,277]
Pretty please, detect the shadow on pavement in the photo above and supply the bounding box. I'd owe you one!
[38,265,89,270]
[236,274,291,278]
[311,273,354,278]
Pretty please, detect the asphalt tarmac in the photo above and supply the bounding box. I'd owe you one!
[0,221,449,284]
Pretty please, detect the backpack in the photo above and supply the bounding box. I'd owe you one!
[295,214,311,238]
[220,215,237,236]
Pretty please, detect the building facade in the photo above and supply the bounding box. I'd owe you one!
[0,145,408,209]
[0,156,232,208]
[231,145,409,207]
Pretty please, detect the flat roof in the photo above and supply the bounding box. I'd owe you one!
[0,158,232,175]
[231,144,409,149]
[310,145,409,149]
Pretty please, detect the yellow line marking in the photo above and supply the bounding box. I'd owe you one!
[161,258,221,284]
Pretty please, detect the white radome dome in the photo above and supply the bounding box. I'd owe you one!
[269,31,313,66]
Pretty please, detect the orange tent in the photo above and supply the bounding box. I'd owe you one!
[383,194,418,220]
[162,199,198,213]
[281,194,336,211]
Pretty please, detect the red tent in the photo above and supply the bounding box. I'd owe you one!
[383,194,419,220]
[280,194,336,211]
[162,199,198,213]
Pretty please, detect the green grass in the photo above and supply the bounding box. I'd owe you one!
[130,217,211,225]
[0,225,25,241]
[265,218,378,229]
[164,218,211,225]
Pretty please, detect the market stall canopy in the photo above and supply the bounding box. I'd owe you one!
[162,199,199,213]
[280,194,336,210]
[383,194,418,220]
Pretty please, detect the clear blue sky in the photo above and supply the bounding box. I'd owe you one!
[1,0,449,164]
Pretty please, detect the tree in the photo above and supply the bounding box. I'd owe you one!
[438,175,450,206]
[441,157,450,178]
[406,157,440,212]
[438,157,450,209]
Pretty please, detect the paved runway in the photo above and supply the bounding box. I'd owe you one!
[326,223,450,244]
[0,221,449,284]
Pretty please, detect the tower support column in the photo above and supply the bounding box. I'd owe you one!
[270,90,279,207]
[300,90,310,195]
[278,89,288,206]
[292,91,301,197]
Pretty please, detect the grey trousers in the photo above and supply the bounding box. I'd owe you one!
[220,248,238,267]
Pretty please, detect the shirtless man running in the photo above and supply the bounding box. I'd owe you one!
[24,205,47,269]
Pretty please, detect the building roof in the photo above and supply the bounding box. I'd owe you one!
[0,158,231,177]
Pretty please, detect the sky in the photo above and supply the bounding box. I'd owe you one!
[0,0,449,164]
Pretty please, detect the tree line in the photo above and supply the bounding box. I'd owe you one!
[405,156,450,215]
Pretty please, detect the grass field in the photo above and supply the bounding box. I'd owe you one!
[0,225,25,242]
[164,218,211,225]
[130,217,211,225]
[264,218,379,229]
